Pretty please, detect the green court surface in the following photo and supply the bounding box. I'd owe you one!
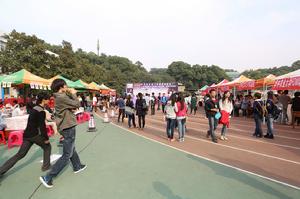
[0,117,299,199]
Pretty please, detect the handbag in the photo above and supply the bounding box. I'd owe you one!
[215,112,221,120]
[125,106,134,115]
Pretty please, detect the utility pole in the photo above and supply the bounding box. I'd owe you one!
[97,39,100,56]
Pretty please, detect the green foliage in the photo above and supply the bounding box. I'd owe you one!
[241,60,300,79]
[0,30,299,94]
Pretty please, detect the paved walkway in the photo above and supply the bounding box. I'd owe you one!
[0,116,299,199]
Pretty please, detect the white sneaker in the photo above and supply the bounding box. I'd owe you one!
[220,136,225,141]
[224,136,228,141]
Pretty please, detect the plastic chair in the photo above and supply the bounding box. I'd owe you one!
[8,131,23,149]
[83,112,90,122]
[77,113,84,123]
[0,131,6,145]
[46,125,54,137]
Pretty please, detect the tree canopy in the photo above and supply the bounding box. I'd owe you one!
[0,30,299,93]
[241,61,300,79]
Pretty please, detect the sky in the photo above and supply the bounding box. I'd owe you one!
[0,0,299,72]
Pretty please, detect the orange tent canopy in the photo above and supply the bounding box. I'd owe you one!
[223,75,253,88]
[255,74,276,88]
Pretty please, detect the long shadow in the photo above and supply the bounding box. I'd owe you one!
[186,154,297,199]
[153,181,190,199]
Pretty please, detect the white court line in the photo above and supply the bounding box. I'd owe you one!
[146,124,300,165]
[147,117,300,150]
[148,116,300,141]
[95,114,300,190]
[187,115,300,134]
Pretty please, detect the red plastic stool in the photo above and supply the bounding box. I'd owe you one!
[46,125,54,137]
[77,113,84,123]
[8,131,23,149]
[0,131,6,145]
[83,112,90,122]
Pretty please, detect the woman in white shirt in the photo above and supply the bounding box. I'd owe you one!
[219,91,233,140]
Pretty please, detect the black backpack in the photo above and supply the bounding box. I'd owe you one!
[272,104,282,120]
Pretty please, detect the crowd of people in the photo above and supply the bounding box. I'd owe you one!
[111,89,300,144]
[0,82,299,189]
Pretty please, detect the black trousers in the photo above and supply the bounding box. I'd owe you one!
[151,103,155,115]
[0,135,51,175]
[162,104,166,113]
[138,115,146,128]
[118,109,125,122]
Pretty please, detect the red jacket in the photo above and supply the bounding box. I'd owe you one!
[219,110,230,127]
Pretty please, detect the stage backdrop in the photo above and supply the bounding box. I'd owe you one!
[126,83,178,96]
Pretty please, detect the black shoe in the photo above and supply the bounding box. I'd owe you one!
[40,176,53,188]
[74,164,87,174]
[264,134,274,139]
[256,134,263,138]
[212,139,218,143]
[206,131,210,138]
[252,133,256,137]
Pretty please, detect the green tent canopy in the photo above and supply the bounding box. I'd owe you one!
[1,69,50,86]
[49,75,85,89]
[74,80,90,89]
[199,85,208,91]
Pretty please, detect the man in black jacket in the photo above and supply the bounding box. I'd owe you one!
[205,89,220,143]
[0,92,51,178]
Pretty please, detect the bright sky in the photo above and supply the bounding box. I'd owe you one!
[1,0,299,72]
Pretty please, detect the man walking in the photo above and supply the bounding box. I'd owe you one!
[40,79,86,188]
[0,92,51,178]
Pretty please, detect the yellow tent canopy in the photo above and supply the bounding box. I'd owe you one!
[98,83,110,90]
[88,82,100,90]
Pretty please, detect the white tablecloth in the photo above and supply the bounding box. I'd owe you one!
[4,115,29,131]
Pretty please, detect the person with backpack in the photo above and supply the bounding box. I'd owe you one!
[253,92,264,138]
[161,93,168,113]
[0,92,52,178]
[291,92,300,126]
[164,94,177,141]
[175,94,187,142]
[204,89,219,143]
[190,93,197,115]
[135,93,147,130]
[264,91,276,139]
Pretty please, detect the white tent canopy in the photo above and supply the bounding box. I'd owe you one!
[276,69,300,80]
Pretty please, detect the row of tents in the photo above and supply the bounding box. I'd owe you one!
[200,69,300,94]
[0,69,116,95]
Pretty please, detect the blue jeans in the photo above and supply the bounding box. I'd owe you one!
[128,114,136,127]
[166,118,176,139]
[208,116,218,140]
[266,114,274,135]
[221,124,227,136]
[254,114,263,136]
[177,118,186,139]
[47,126,82,179]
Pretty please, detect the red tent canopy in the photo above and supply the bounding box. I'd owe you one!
[272,69,300,90]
